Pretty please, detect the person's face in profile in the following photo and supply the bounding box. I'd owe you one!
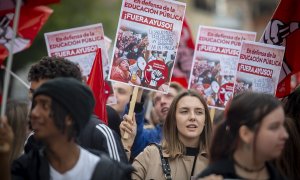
[255,106,288,160]
[30,95,60,141]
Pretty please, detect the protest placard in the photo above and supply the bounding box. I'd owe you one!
[109,0,186,93]
[188,26,256,109]
[44,23,109,77]
[234,41,285,95]
[104,35,117,104]
[44,24,117,104]
[104,36,112,54]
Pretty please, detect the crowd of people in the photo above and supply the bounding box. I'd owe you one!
[0,55,299,180]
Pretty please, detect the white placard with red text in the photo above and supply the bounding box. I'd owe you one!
[234,41,285,95]
[109,0,186,93]
[44,24,109,77]
[188,26,256,109]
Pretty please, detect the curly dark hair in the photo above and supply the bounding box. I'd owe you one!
[28,56,82,82]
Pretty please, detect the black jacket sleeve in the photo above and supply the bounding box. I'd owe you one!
[91,152,134,180]
[78,115,128,163]
[11,149,50,180]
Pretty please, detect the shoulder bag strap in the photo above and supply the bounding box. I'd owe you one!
[150,143,172,180]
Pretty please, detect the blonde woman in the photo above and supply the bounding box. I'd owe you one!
[132,90,212,180]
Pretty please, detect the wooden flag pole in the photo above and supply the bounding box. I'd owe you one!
[123,86,139,139]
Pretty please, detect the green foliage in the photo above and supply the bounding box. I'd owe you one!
[12,0,122,71]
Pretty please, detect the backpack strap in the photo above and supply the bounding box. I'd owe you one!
[151,143,172,180]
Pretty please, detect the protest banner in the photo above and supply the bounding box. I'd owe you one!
[109,0,186,93]
[234,41,285,95]
[44,23,109,77]
[44,24,117,105]
[188,26,256,109]
[104,36,112,53]
[260,0,300,97]
[104,35,117,104]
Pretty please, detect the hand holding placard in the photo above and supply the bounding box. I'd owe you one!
[123,86,139,139]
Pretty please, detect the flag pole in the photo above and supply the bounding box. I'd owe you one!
[1,65,29,89]
[1,0,22,117]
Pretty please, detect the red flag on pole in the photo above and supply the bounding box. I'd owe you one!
[0,0,59,16]
[0,6,53,64]
[260,0,300,97]
[87,48,108,124]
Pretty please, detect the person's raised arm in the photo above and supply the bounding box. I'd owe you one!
[120,114,137,160]
[122,88,148,157]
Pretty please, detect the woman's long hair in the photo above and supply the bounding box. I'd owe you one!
[275,117,300,179]
[282,86,300,133]
[6,100,28,163]
[209,92,282,163]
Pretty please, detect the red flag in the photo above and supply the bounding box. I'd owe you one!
[260,0,300,97]
[0,0,59,16]
[171,76,188,89]
[22,0,60,6]
[0,6,53,64]
[87,49,108,124]
[172,18,195,80]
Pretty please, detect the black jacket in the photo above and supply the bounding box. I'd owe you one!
[197,158,287,180]
[25,115,128,163]
[78,115,128,163]
[11,148,133,180]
